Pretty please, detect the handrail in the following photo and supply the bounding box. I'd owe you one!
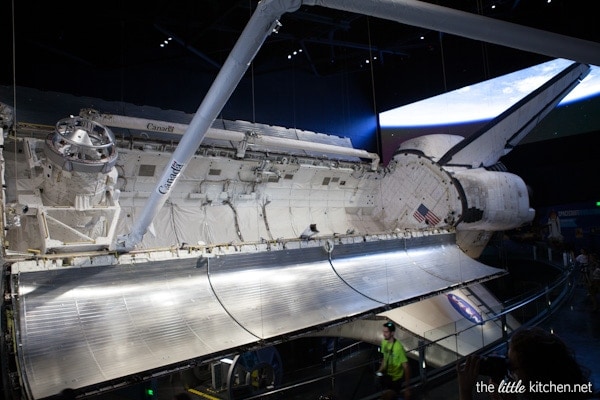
[234,246,577,399]
[409,263,573,351]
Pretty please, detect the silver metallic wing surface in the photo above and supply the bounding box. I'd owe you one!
[329,235,498,302]
[14,234,503,398]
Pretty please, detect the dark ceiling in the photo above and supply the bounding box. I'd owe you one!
[3,0,598,109]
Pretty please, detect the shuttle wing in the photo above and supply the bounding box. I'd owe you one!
[438,62,590,168]
[14,234,503,398]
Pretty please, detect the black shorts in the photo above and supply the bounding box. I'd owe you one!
[380,374,403,392]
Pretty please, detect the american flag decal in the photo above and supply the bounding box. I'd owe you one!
[413,203,441,225]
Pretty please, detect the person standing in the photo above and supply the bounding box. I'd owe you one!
[575,248,589,268]
[589,263,600,310]
[377,321,411,399]
[547,210,563,246]
[457,327,593,400]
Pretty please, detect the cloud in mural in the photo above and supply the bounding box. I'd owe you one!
[380,59,599,127]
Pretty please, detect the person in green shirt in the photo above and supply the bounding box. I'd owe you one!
[377,321,411,399]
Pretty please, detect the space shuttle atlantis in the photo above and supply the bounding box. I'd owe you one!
[0,1,596,399]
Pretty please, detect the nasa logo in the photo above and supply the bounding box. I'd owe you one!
[447,293,483,324]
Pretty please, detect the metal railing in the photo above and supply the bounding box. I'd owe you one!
[230,242,577,399]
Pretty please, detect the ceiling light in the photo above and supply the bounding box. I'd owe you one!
[288,48,303,60]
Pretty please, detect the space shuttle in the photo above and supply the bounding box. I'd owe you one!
[0,0,597,399]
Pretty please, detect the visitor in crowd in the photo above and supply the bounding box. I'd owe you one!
[377,321,411,399]
[457,327,593,399]
[546,210,563,246]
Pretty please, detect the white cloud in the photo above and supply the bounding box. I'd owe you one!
[380,59,598,127]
